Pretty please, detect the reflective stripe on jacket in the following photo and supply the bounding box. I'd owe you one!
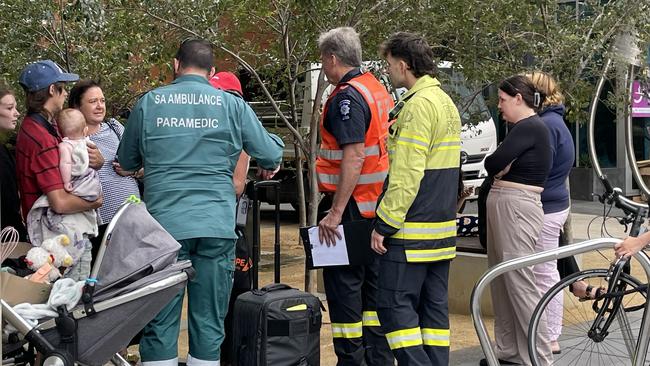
[376,75,461,261]
[317,72,393,218]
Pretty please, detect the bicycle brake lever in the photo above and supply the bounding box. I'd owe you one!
[593,192,605,204]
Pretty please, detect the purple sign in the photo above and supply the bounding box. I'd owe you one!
[632,81,650,117]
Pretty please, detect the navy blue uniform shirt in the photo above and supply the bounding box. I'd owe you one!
[323,68,371,146]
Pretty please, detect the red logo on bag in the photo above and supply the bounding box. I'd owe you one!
[235,257,253,272]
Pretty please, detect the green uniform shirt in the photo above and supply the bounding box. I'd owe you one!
[118,74,284,240]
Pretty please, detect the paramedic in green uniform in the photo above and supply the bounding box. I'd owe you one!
[118,38,284,366]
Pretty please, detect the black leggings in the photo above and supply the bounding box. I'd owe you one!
[557,236,580,279]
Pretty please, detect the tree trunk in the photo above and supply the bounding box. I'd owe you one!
[304,70,328,293]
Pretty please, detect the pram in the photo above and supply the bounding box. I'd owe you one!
[2,200,194,366]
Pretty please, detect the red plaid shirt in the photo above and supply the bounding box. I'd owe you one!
[15,115,64,220]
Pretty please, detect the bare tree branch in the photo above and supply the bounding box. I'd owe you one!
[458,83,492,117]
[500,30,517,68]
[59,0,72,71]
[248,9,282,34]
[137,7,307,153]
[345,0,365,26]
[37,24,67,63]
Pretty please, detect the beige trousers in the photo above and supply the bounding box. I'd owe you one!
[486,185,553,366]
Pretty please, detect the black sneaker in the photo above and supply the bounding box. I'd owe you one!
[479,358,520,366]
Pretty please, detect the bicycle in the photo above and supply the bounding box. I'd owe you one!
[527,176,650,365]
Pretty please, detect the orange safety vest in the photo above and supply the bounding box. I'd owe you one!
[316,72,393,218]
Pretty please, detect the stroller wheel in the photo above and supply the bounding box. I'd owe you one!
[42,353,70,366]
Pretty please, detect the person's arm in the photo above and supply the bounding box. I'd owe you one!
[117,99,144,171]
[615,231,650,258]
[239,100,284,170]
[234,151,250,197]
[317,91,368,245]
[484,122,534,176]
[58,143,73,192]
[113,161,137,177]
[456,186,474,213]
[32,137,102,214]
[373,100,433,252]
[87,140,104,170]
[318,142,365,245]
[46,188,103,214]
[329,143,364,213]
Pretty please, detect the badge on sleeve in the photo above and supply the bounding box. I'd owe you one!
[339,99,351,120]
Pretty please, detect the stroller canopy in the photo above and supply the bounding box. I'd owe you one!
[94,202,181,295]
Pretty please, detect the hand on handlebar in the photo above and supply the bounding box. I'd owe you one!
[615,232,650,258]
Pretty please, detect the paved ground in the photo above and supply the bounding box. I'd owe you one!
[124,198,644,365]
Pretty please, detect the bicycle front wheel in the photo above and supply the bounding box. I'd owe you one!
[528,269,647,366]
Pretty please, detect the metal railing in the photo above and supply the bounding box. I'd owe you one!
[470,238,650,366]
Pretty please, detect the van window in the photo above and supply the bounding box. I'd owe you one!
[437,68,491,126]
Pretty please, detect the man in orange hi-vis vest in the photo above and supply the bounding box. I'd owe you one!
[316,27,394,365]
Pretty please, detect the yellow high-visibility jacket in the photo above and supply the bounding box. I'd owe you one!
[375,75,461,263]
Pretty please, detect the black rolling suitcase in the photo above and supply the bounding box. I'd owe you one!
[221,182,255,365]
[232,180,322,366]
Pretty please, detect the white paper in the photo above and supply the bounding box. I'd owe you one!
[307,225,350,266]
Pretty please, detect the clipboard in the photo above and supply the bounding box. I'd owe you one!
[299,220,374,269]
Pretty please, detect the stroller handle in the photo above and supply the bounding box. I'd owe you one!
[90,199,138,280]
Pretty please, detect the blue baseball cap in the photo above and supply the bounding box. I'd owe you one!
[19,60,79,92]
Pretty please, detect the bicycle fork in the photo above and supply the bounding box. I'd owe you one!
[587,257,637,355]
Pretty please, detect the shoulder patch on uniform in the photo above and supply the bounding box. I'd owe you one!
[339,99,351,120]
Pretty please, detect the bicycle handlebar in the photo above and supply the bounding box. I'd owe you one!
[598,174,648,216]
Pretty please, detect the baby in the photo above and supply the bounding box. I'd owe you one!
[26,109,102,282]
[56,109,102,280]
[59,109,91,192]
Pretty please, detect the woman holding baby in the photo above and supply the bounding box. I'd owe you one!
[68,80,141,262]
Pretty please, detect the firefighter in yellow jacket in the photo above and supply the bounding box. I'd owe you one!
[317,27,394,365]
[371,32,461,366]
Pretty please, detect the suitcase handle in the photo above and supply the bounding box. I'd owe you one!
[256,283,293,294]
[252,180,282,289]
[254,180,282,189]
